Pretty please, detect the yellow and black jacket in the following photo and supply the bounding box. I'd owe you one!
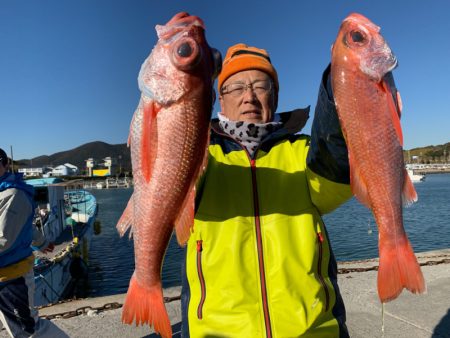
[181,66,352,338]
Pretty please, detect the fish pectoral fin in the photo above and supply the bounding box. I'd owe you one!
[402,169,418,207]
[174,186,196,246]
[116,195,134,238]
[141,100,160,183]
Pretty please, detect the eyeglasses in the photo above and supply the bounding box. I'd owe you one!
[220,80,272,97]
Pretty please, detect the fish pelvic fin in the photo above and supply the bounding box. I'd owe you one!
[349,154,371,208]
[141,100,160,183]
[174,186,195,245]
[402,169,418,207]
[174,125,210,246]
[378,238,426,303]
[122,275,172,338]
[116,195,133,238]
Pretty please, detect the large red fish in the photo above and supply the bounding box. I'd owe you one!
[331,13,425,302]
[116,12,221,337]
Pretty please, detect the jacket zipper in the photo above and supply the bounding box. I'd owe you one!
[317,232,330,311]
[210,128,273,336]
[196,240,206,319]
[250,159,273,338]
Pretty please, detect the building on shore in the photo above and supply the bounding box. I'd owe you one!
[18,163,79,177]
[85,157,118,177]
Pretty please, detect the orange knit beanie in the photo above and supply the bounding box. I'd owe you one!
[218,43,279,92]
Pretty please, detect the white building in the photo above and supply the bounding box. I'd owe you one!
[85,158,95,177]
[18,167,45,177]
[47,163,79,177]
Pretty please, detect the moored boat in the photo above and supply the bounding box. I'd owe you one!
[407,168,425,183]
[26,177,99,306]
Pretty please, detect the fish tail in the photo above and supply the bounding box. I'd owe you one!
[122,275,172,338]
[378,238,426,302]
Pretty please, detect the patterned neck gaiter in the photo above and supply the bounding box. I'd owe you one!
[217,113,282,157]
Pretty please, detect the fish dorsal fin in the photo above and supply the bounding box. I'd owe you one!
[381,80,403,146]
[402,168,418,207]
[127,110,137,147]
[349,153,371,208]
[141,100,160,183]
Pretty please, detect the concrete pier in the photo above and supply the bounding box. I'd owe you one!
[1,249,449,337]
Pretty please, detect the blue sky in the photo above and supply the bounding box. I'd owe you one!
[1,0,449,160]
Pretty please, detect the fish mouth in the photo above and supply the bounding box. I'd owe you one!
[156,12,204,41]
[166,12,205,29]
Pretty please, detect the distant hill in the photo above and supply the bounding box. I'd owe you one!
[14,139,449,171]
[404,142,450,163]
[16,141,131,172]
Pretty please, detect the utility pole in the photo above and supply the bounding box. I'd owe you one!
[10,145,14,172]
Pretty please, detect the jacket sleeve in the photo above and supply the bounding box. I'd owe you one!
[0,189,33,254]
[306,64,352,215]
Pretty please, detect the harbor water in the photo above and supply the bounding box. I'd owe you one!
[85,173,450,298]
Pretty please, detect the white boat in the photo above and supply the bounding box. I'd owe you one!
[26,178,99,306]
[407,168,425,183]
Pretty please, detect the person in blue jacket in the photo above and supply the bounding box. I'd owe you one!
[0,148,67,338]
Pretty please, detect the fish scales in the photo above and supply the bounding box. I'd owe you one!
[132,102,209,283]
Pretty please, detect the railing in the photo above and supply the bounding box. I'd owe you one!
[406,163,450,174]
[82,178,133,189]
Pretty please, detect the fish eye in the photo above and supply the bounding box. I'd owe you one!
[350,30,365,43]
[171,37,201,70]
[177,42,193,58]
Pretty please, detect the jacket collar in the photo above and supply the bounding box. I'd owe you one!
[211,107,310,140]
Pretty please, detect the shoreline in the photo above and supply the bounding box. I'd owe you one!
[1,249,448,337]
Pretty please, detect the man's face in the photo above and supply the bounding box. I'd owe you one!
[219,70,276,123]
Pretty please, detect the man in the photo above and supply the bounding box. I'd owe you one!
[181,44,352,337]
[0,148,66,338]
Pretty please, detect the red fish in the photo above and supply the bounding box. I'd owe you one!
[331,13,425,302]
[116,12,221,337]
